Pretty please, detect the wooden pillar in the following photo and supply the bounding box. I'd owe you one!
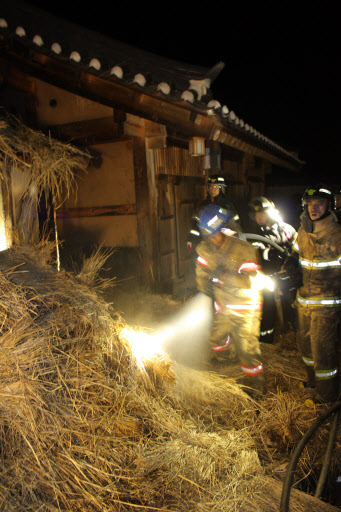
[0,174,13,249]
[132,137,157,289]
[0,181,8,250]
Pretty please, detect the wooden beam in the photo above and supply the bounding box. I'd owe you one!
[146,136,167,150]
[56,204,136,218]
[144,119,167,138]
[0,47,301,170]
[49,117,121,145]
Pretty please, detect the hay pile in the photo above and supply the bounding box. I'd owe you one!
[0,110,89,203]
[0,244,340,511]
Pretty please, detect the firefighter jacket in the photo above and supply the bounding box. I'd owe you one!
[293,211,341,309]
[293,210,341,402]
[196,233,262,310]
[335,209,341,225]
[247,219,296,275]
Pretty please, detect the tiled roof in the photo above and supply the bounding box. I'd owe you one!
[0,0,303,166]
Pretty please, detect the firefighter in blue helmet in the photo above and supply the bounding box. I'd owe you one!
[187,174,242,252]
[282,184,341,403]
[195,203,266,398]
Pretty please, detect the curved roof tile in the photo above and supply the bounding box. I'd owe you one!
[0,0,303,165]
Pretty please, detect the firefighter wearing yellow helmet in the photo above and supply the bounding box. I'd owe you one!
[289,184,341,403]
[196,203,266,399]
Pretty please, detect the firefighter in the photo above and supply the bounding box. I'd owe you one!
[195,203,266,398]
[187,174,241,252]
[334,186,341,224]
[248,197,296,342]
[286,184,341,403]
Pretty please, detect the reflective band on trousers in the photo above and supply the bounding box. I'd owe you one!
[302,356,314,367]
[241,363,264,376]
[302,357,338,379]
[315,368,338,380]
[300,257,341,269]
[212,335,231,352]
[297,295,341,306]
[190,229,200,237]
[260,328,274,336]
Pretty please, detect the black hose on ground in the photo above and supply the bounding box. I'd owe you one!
[280,401,341,512]
[314,409,341,499]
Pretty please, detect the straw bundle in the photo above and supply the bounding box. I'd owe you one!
[0,244,340,511]
[0,110,89,205]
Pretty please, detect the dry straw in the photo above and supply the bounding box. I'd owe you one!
[0,110,89,206]
[0,244,340,511]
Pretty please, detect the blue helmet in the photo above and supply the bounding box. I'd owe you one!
[198,204,233,237]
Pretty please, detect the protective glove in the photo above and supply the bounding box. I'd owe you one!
[274,267,303,293]
[251,242,266,250]
[262,247,285,265]
[282,255,300,275]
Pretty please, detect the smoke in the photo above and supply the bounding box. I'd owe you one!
[157,293,214,367]
[122,293,214,369]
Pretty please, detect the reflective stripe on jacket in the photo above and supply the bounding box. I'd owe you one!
[295,212,341,309]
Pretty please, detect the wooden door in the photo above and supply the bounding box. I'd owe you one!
[157,175,205,292]
[157,175,177,290]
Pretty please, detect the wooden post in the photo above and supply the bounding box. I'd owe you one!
[132,138,158,289]
[0,181,8,250]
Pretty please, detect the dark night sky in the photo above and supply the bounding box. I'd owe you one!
[26,1,341,185]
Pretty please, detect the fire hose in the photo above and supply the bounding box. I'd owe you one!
[238,233,289,255]
[240,233,290,327]
[280,401,341,511]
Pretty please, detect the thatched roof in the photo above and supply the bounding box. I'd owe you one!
[0,243,340,511]
[0,110,89,205]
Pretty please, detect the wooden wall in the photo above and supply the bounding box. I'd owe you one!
[57,140,138,247]
[32,79,138,248]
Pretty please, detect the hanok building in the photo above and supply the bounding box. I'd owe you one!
[0,0,303,293]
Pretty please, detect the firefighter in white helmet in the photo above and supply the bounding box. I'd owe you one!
[283,184,341,403]
[248,196,297,342]
[195,203,266,398]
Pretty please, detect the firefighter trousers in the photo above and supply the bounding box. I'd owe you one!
[296,306,341,402]
[210,306,265,394]
[260,290,275,343]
